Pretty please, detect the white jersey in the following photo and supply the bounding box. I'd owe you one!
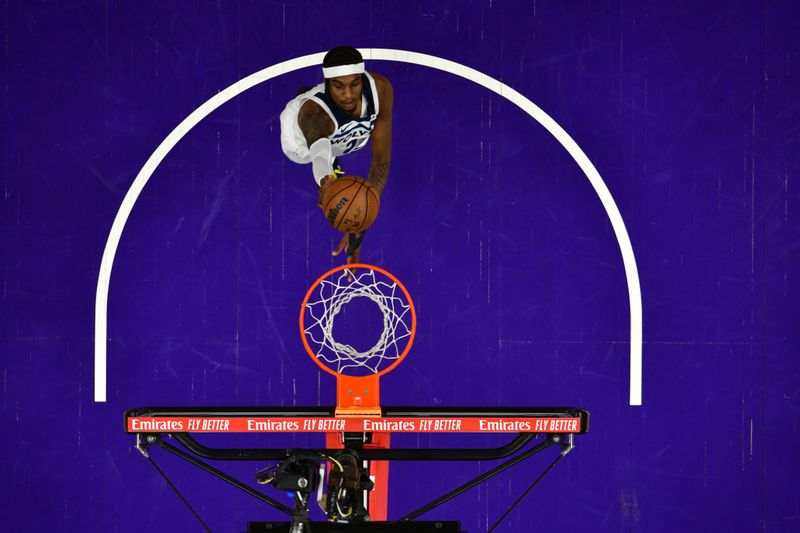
[280,72,380,165]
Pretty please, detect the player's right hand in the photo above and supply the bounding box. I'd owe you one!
[317,175,334,208]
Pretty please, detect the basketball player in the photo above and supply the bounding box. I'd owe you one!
[280,46,393,266]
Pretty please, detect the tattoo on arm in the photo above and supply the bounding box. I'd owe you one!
[299,105,334,146]
[367,160,390,194]
[367,75,392,195]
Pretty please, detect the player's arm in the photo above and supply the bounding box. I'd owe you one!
[366,74,393,195]
[298,99,335,147]
[298,100,336,194]
[334,76,392,273]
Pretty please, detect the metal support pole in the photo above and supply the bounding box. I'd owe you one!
[156,438,294,516]
[399,438,553,521]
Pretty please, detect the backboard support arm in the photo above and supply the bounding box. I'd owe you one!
[126,406,588,528]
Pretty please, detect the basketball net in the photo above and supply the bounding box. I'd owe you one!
[302,268,413,375]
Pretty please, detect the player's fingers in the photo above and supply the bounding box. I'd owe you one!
[346,257,358,281]
[332,234,347,256]
[349,247,361,281]
[317,176,333,208]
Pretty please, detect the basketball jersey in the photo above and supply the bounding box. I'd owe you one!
[302,72,380,157]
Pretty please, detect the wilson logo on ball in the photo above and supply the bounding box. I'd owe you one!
[327,197,349,224]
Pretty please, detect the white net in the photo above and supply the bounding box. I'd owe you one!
[303,268,414,375]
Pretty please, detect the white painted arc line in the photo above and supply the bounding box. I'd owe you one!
[94,49,642,406]
[365,49,643,405]
[93,53,326,403]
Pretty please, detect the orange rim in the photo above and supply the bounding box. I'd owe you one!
[299,263,416,378]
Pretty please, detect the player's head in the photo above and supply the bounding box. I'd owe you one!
[323,46,364,114]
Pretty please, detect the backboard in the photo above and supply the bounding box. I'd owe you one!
[126,263,590,530]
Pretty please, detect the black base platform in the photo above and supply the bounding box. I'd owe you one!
[246,521,461,532]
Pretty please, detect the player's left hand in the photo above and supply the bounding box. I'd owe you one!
[332,232,365,280]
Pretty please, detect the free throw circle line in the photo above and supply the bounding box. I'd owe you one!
[94,49,642,406]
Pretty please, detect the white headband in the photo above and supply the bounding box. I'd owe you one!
[322,62,365,79]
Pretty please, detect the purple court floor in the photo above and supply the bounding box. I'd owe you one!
[2,2,799,532]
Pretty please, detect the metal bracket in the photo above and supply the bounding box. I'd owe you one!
[135,432,157,458]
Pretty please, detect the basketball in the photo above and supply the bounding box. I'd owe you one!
[321,175,380,233]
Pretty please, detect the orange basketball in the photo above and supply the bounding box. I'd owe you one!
[321,175,380,233]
